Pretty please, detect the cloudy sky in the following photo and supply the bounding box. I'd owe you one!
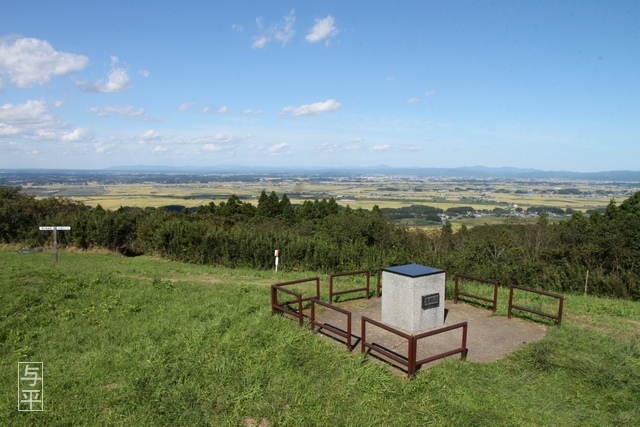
[1,1,638,172]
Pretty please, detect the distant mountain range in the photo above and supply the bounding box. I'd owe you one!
[101,164,640,181]
[3,165,640,181]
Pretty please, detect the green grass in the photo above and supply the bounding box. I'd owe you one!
[1,249,639,426]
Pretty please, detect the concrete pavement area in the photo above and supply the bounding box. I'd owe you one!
[310,297,549,374]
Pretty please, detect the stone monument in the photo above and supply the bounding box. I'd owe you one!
[381,264,446,333]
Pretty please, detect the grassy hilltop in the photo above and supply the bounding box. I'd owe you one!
[1,250,638,426]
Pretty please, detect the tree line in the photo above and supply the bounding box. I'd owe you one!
[1,186,638,300]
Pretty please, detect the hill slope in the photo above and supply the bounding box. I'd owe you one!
[1,250,638,426]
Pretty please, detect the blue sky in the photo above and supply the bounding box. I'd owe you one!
[1,1,638,172]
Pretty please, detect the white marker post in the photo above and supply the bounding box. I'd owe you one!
[274,249,280,272]
[39,226,71,264]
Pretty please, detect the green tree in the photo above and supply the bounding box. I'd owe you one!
[257,191,281,218]
[0,187,37,243]
[279,193,295,223]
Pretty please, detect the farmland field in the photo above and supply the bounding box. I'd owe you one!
[14,174,638,216]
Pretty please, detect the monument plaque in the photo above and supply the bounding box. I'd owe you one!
[422,293,440,310]
[381,264,446,333]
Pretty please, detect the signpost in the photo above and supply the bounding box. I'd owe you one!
[274,249,280,272]
[39,226,71,264]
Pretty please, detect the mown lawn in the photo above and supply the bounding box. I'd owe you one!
[1,249,638,426]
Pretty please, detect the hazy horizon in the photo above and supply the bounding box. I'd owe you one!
[3,164,640,183]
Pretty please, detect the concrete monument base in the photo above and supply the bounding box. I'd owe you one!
[381,264,446,333]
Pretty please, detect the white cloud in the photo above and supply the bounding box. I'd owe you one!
[158,133,242,147]
[178,101,196,111]
[0,100,60,140]
[139,70,151,78]
[404,145,423,152]
[0,36,88,88]
[200,105,230,114]
[424,89,436,96]
[62,127,93,142]
[54,100,64,107]
[0,125,20,137]
[275,10,296,44]
[88,105,145,117]
[280,99,341,116]
[345,143,363,151]
[72,132,249,160]
[212,133,233,143]
[372,144,390,151]
[242,109,263,115]
[252,9,296,48]
[406,98,420,104]
[305,15,339,44]
[269,142,290,155]
[152,145,168,153]
[252,36,268,49]
[141,129,161,141]
[77,56,131,93]
[203,144,223,152]
[316,142,340,153]
[34,129,57,140]
[232,23,244,32]
[3,141,40,156]
[191,134,241,152]
[94,142,115,154]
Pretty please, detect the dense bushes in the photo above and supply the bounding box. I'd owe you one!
[2,187,639,299]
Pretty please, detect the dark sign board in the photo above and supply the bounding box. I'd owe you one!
[422,293,440,310]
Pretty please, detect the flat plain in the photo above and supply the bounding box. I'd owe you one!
[17,175,638,213]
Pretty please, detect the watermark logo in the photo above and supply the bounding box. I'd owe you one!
[18,362,44,411]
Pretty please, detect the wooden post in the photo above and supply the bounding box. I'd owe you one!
[39,226,71,264]
[53,228,58,264]
[584,270,589,296]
